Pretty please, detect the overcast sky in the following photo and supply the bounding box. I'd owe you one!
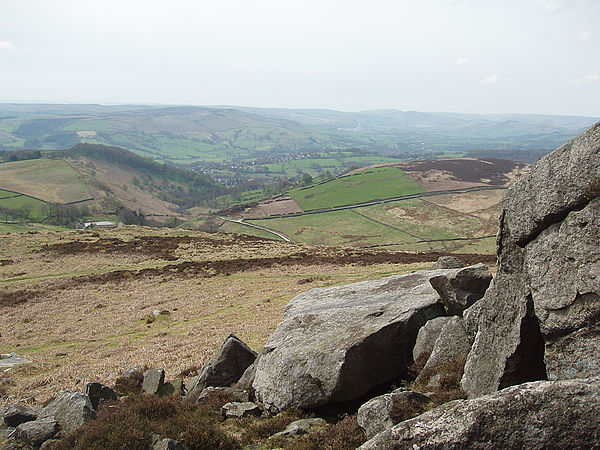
[0,0,599,116]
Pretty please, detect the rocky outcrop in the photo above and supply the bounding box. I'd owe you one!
[357,389,429,439]
[462,122,600,398]
[253,266,489,412]
[361,376,600,449]
[187,334,256,400]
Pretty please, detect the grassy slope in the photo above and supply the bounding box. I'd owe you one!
[289,167,424,210]
[0,159,91,203]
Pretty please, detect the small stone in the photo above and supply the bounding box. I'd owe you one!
[221,402,261,418]
[197,386,250,403]
[432,256,464,269]
[271,418,327,438]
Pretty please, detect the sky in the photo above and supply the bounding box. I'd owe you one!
[0,0,599,116]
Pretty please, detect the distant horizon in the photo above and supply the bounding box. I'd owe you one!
[0,101,598,119]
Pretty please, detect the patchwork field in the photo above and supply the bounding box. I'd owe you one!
[0,226,494,407]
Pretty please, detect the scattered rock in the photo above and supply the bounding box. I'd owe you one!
[197,386,250,403]
[412,316,452,363]
[14,417,58,448]
[0,353,32,369]
[360,377,600,449]
[39,390,96,433]
[432,256,464,269]
[253,269,448,411]
[183,376,198,395]
[357,390,430,439]
[428,263,492,315]
[2,404,39,427]
[188,334,256,400]
[221,401,261,418]
[84,382,117,410]
[270,418,326,438]
[142,368,165,395]
[462,123,600,398]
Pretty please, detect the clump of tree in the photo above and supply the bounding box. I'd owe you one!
[0,149,42,163]
[0,205,33,223]
[44,203,89,226]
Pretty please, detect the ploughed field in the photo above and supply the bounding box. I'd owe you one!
[0,226,493,406]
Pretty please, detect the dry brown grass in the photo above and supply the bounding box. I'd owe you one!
[0,226,437,406]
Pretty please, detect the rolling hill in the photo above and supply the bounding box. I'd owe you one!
[0,144,222,227]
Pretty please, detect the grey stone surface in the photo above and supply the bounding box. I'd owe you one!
[462,122,600,398]
[416,316,471,389]
[412,316,451,363]
[142,368,165,395]
[271,418,326,438]
[432,256,464,269]
[39,390,96,434]
[253,269,448,412]
[188,334,256,400]
[2,405,39,427]
[221,401,261,418]
[234,357,257,390]
[428,263,492,315]
[14,417,58,448]
[84,382,117,409]
[360,377,600,449]
[357,390,429,439]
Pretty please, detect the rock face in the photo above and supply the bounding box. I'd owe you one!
[357,389,429,439]
[2,404,39,427]
[188,334,256,400]
[14,417,58,447]
[252,268,489,411]
[361,376,600,449]
[415,316,471,389]
[142,368,166,394]
[462,122,600,398]
[84,382,117,409]
[412,316,452,363]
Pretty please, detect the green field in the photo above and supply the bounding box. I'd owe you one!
[0,159,91,203]
[0,189,48,220]
[218,221,285,240]
[289,167,424,211]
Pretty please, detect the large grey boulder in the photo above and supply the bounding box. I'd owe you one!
[462,122,600,398]
[187,334,256,400]
[253,269,456,412]
[357,389,429,439]
[360,376,600,449]
[412,316,452,363]
[38,391,96,434]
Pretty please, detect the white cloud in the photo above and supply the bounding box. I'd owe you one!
[0,41,15,50]
[579,30,594,43]
[456,57,470,65]
[575,74,600,84]
[481,74,501,84]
